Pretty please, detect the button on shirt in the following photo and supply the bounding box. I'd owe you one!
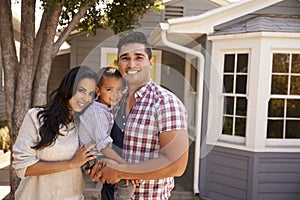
[123,81,188,200]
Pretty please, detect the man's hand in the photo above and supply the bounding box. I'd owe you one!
[85,160,104,181]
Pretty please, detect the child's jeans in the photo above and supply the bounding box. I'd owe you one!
[114,179,135,200]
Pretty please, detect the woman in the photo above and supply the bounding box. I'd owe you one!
[13,66,97,200]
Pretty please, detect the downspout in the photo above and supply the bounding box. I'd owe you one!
[160,23,205,195]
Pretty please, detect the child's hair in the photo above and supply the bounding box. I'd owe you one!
[97,67,125,88]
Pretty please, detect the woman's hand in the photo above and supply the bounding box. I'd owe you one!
[70,143,96,168]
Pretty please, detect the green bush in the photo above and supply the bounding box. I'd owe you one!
[0,126,10,152]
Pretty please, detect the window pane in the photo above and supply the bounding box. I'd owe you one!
[235,117,246,137]
[268,99,284,117]
[224,54,235,73]
[290,76,300,95]
[236,97,247,116]
[237,54,248,73]
[223,116,233,135]
[267,120,283,138]
[271,75,288,94]
[286,120,300,138]
[287,99,300,118]
[236,75,247,94]
[291,54,300,73]
[272,53,289,73]
[224,75,233,93]
[224,97,234,115]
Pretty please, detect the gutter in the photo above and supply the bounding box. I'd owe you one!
[159,23,205,195]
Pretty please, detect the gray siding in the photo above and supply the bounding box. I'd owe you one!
[0,91,6,122]
[0,46,5,122]
[48,54,70,96]
[202,146,300,200]
[70,29,116,69]
[206,147,248,200]
[164,0,220,17]
[255,0,300,16]
[257,155,300,200]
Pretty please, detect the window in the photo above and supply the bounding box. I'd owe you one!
[222,53,248,137]
[267,53,300,139]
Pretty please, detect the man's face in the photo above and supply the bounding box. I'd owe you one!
[118,43,153,88]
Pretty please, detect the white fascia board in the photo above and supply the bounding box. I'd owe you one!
[167,0,283,34]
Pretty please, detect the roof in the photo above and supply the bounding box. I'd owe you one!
[149,0,285,45]
[166,0,283,33]
[214,15,300,35]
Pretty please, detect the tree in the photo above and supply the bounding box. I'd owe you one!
[0,0,159,198]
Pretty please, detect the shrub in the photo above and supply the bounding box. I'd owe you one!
[0,126,10,152]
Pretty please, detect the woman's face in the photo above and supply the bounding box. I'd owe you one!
[68,77,96,113]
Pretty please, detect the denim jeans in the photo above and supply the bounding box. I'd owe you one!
[114,179,135,200]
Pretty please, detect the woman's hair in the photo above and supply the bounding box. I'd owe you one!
[97,66,125,88]
[32,66,97,149]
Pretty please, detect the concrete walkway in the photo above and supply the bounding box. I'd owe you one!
[0,150,10,200]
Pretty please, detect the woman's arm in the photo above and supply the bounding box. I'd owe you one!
[25,144,96,176]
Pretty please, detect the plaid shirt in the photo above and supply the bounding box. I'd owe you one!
[123,81,188,199]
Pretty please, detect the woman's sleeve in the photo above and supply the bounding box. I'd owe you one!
[12,109,40,179]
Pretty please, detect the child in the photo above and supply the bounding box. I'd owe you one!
[78,67,135,200]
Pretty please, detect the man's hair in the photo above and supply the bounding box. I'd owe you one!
[117,31,152,59]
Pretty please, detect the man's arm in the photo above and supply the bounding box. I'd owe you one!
[90,129,189,184]
[101,145,127,164]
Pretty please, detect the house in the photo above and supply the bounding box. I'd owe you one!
[149,0,300,199]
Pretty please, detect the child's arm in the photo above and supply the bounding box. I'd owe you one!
[101,146,127,164]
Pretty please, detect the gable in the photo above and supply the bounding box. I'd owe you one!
[214,0,300,35]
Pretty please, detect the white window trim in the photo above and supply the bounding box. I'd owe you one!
[208,32,300,152]
[220,50,250,142]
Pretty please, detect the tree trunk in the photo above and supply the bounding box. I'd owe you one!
[13,0,36,127]
[32,3,63,106]
[0,1,19,199]
[0,0,18,134]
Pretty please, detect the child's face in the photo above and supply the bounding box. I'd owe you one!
[96,77,124,107]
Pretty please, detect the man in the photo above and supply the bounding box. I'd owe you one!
[89,31,189,199]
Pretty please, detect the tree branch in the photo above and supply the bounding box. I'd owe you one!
[33,11,49,72]
[32,2,63,105]
[52,3,91,55]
